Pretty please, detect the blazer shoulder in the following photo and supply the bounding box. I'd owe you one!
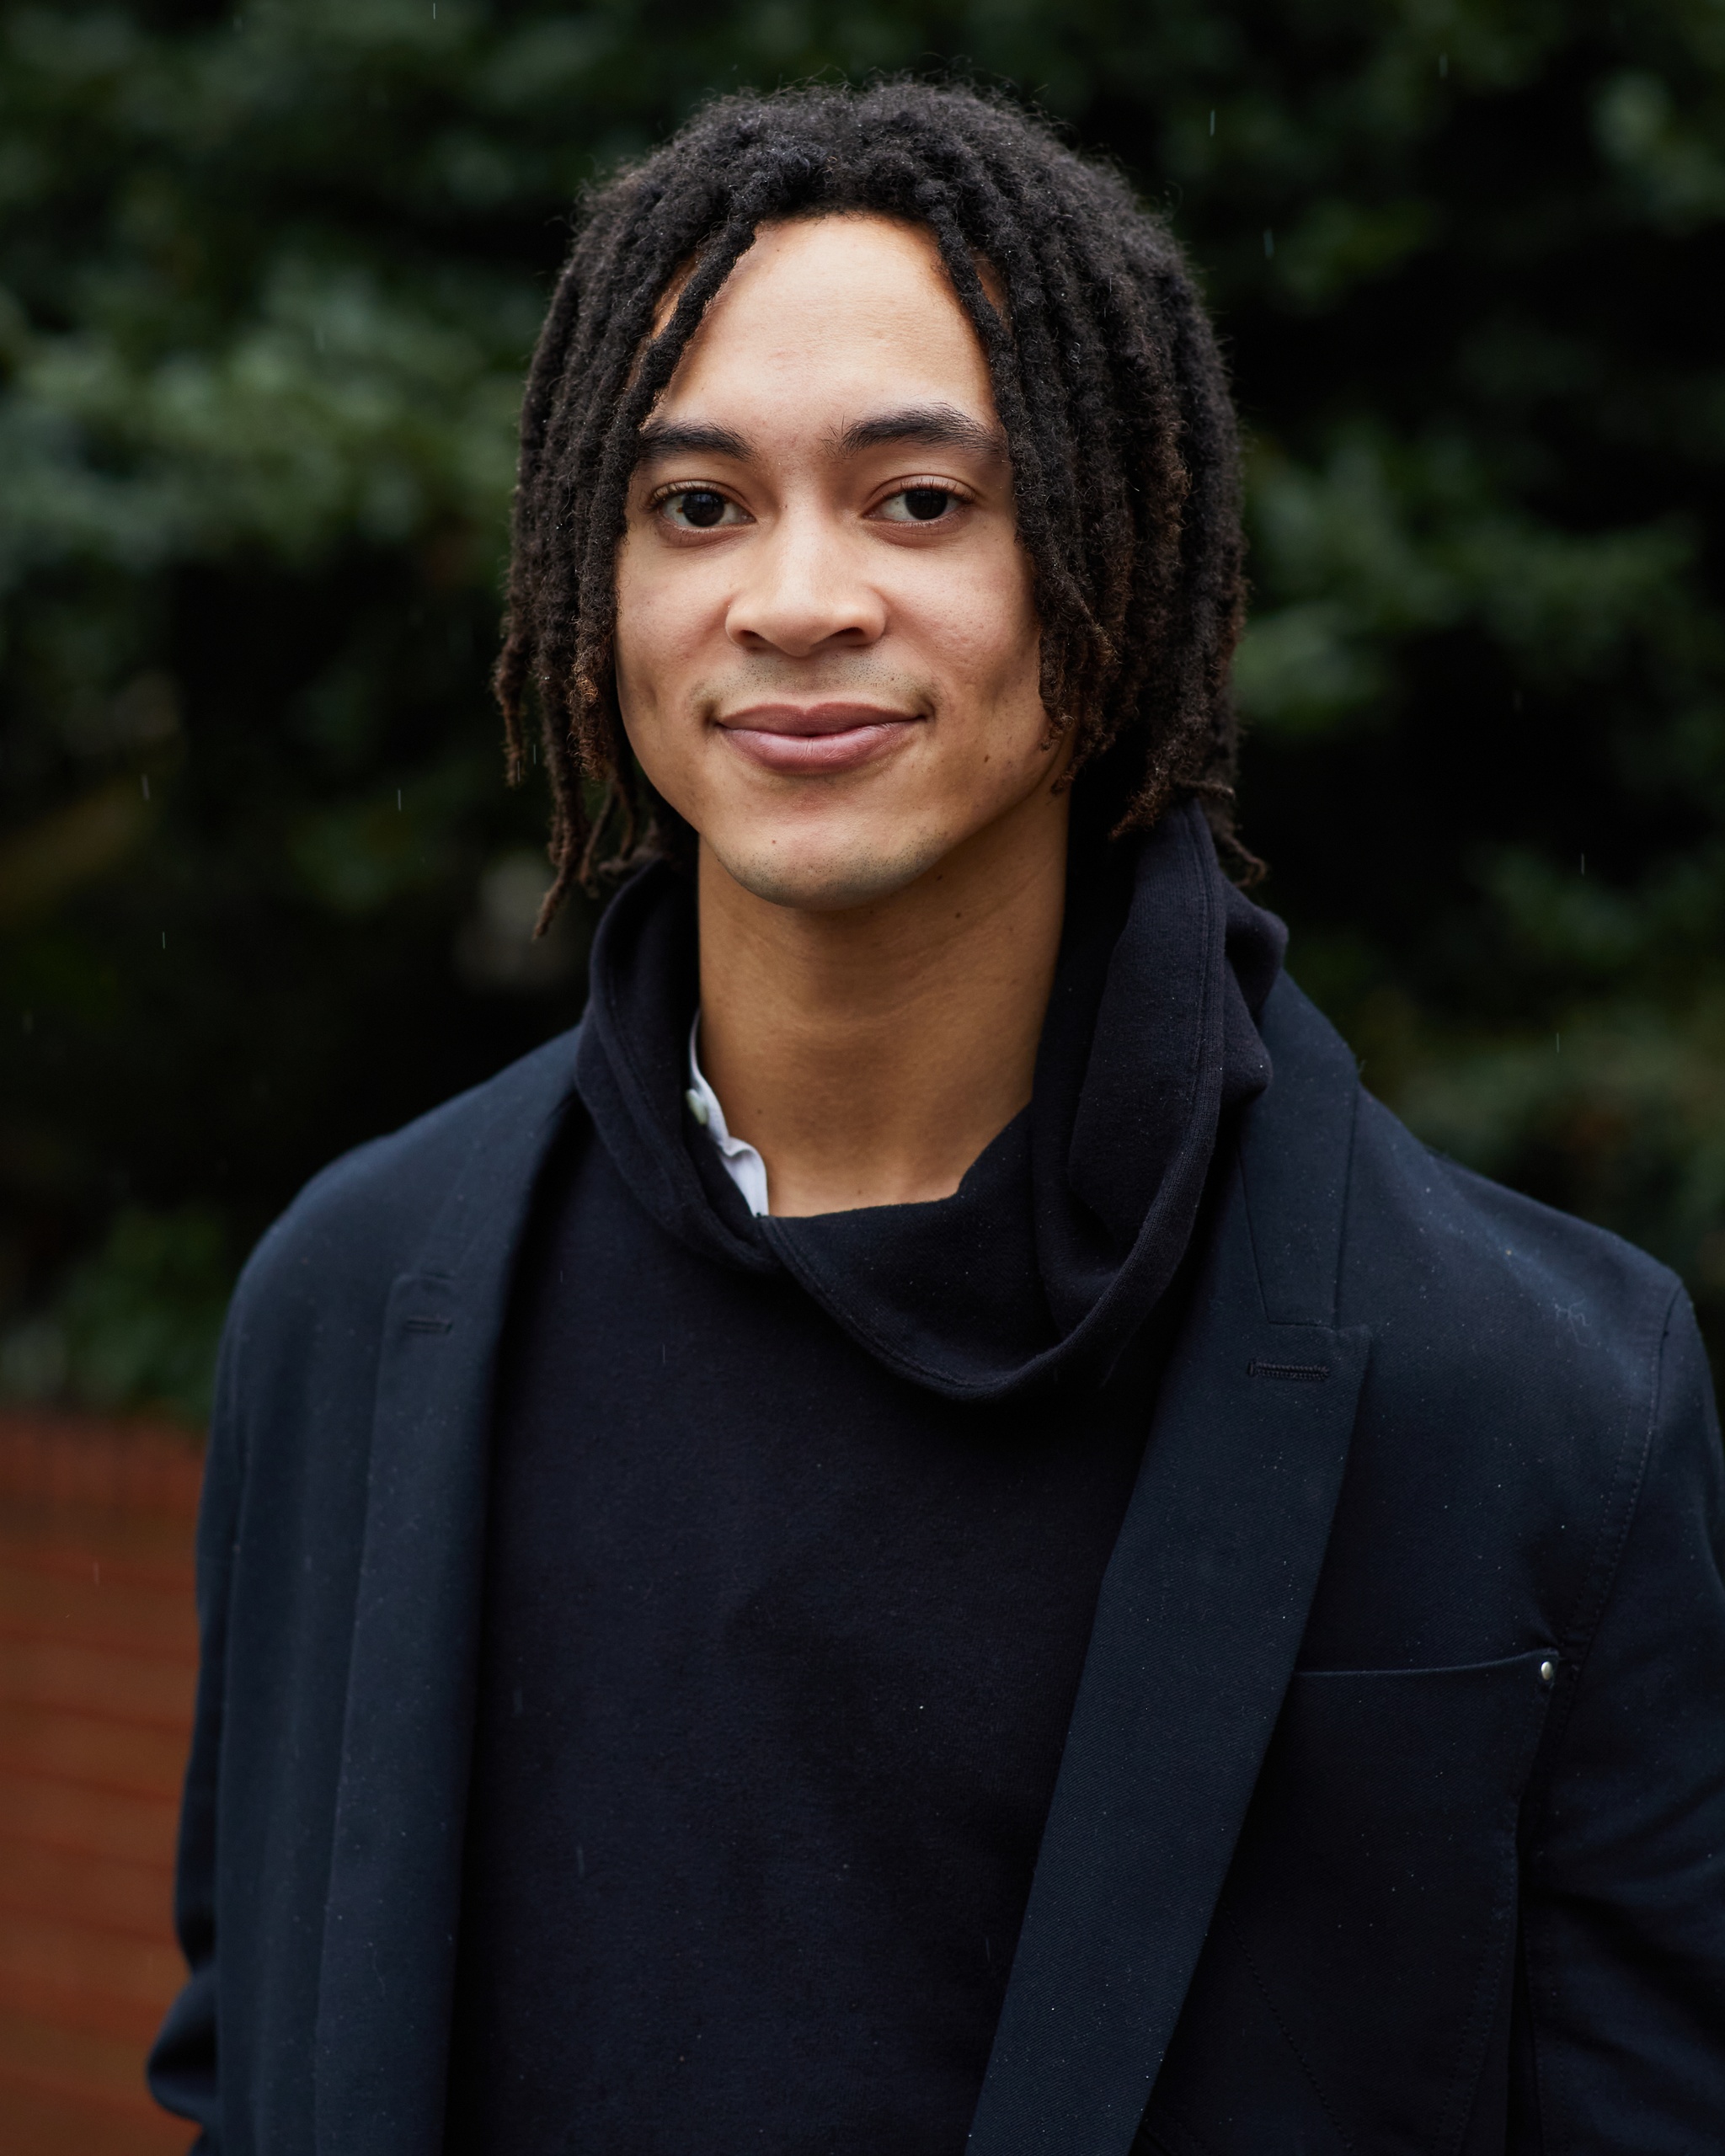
[232,1022,583,1331]
[1239,974,1680,1376]
[1337,1079,1684,1469]
[1349,1082,1678,1317]
[1280,1020,1709,1668]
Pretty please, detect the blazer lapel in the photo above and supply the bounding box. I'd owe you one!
[313,1037,580,2156]
[967,980,1370,2156]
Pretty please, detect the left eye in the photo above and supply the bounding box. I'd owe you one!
[878,486,959,524]
[660,488,746,530]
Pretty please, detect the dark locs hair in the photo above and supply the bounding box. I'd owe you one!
[494,80,1252,919]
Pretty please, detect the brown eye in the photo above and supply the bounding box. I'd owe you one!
[878,486,960,524]
[660,488,745,531]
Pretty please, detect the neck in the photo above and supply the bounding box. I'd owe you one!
[696,792,1070,1217]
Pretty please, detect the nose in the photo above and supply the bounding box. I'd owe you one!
[724,510,886,657]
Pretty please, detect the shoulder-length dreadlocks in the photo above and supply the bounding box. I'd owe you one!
[494,79,1252,921]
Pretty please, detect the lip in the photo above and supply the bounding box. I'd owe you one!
[715,701,923,777]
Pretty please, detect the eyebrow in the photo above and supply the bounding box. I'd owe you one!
[634,403,1004,467]
[834,404,1005,458]
[636,419,750,461]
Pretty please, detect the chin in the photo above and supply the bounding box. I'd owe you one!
[708,821,954,915]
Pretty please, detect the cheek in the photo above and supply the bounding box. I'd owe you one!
[613,537,718,718]
[611,591,681,793]
[611,536,654,712]
[905,547,1043,724]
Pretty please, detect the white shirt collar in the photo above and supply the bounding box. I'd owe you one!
[685,1013,771,1217]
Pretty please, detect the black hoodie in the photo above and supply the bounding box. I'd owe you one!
[444,801,1284,2155]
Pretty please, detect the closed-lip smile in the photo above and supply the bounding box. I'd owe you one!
[716,701,922,776]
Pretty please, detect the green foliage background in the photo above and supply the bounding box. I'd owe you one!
[3,0,1723,1422]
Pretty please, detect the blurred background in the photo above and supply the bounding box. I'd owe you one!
[0,0,1722,2143]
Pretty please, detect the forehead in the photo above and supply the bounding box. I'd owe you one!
[651,214,997,428]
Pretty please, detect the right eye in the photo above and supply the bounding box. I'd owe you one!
[657,488,748,531]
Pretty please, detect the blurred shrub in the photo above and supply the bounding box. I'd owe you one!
[0,1203,229,1423]
[1,0,1722,1413]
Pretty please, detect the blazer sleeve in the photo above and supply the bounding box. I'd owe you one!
[1515,1287,1725,2150]
[147,1287,249,2148]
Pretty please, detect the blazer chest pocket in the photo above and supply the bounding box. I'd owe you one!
[1140,1649,1557,2156]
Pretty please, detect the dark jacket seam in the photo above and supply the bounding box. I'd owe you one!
[1328,1081,1362,1331]
[1439,1674,1555,2156]
[1221,1899,1356,2152]
[1520,1278,1681,2156]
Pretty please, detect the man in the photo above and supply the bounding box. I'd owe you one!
[151,83,1725,2154]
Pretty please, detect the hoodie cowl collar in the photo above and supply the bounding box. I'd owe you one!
[575,799,1284,1403]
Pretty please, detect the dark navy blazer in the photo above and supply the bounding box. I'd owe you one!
[149,980,1725,2154]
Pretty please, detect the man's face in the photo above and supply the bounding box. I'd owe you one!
[614,213,1064,913]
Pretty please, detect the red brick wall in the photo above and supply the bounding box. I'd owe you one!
[0,1412,201,2153]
